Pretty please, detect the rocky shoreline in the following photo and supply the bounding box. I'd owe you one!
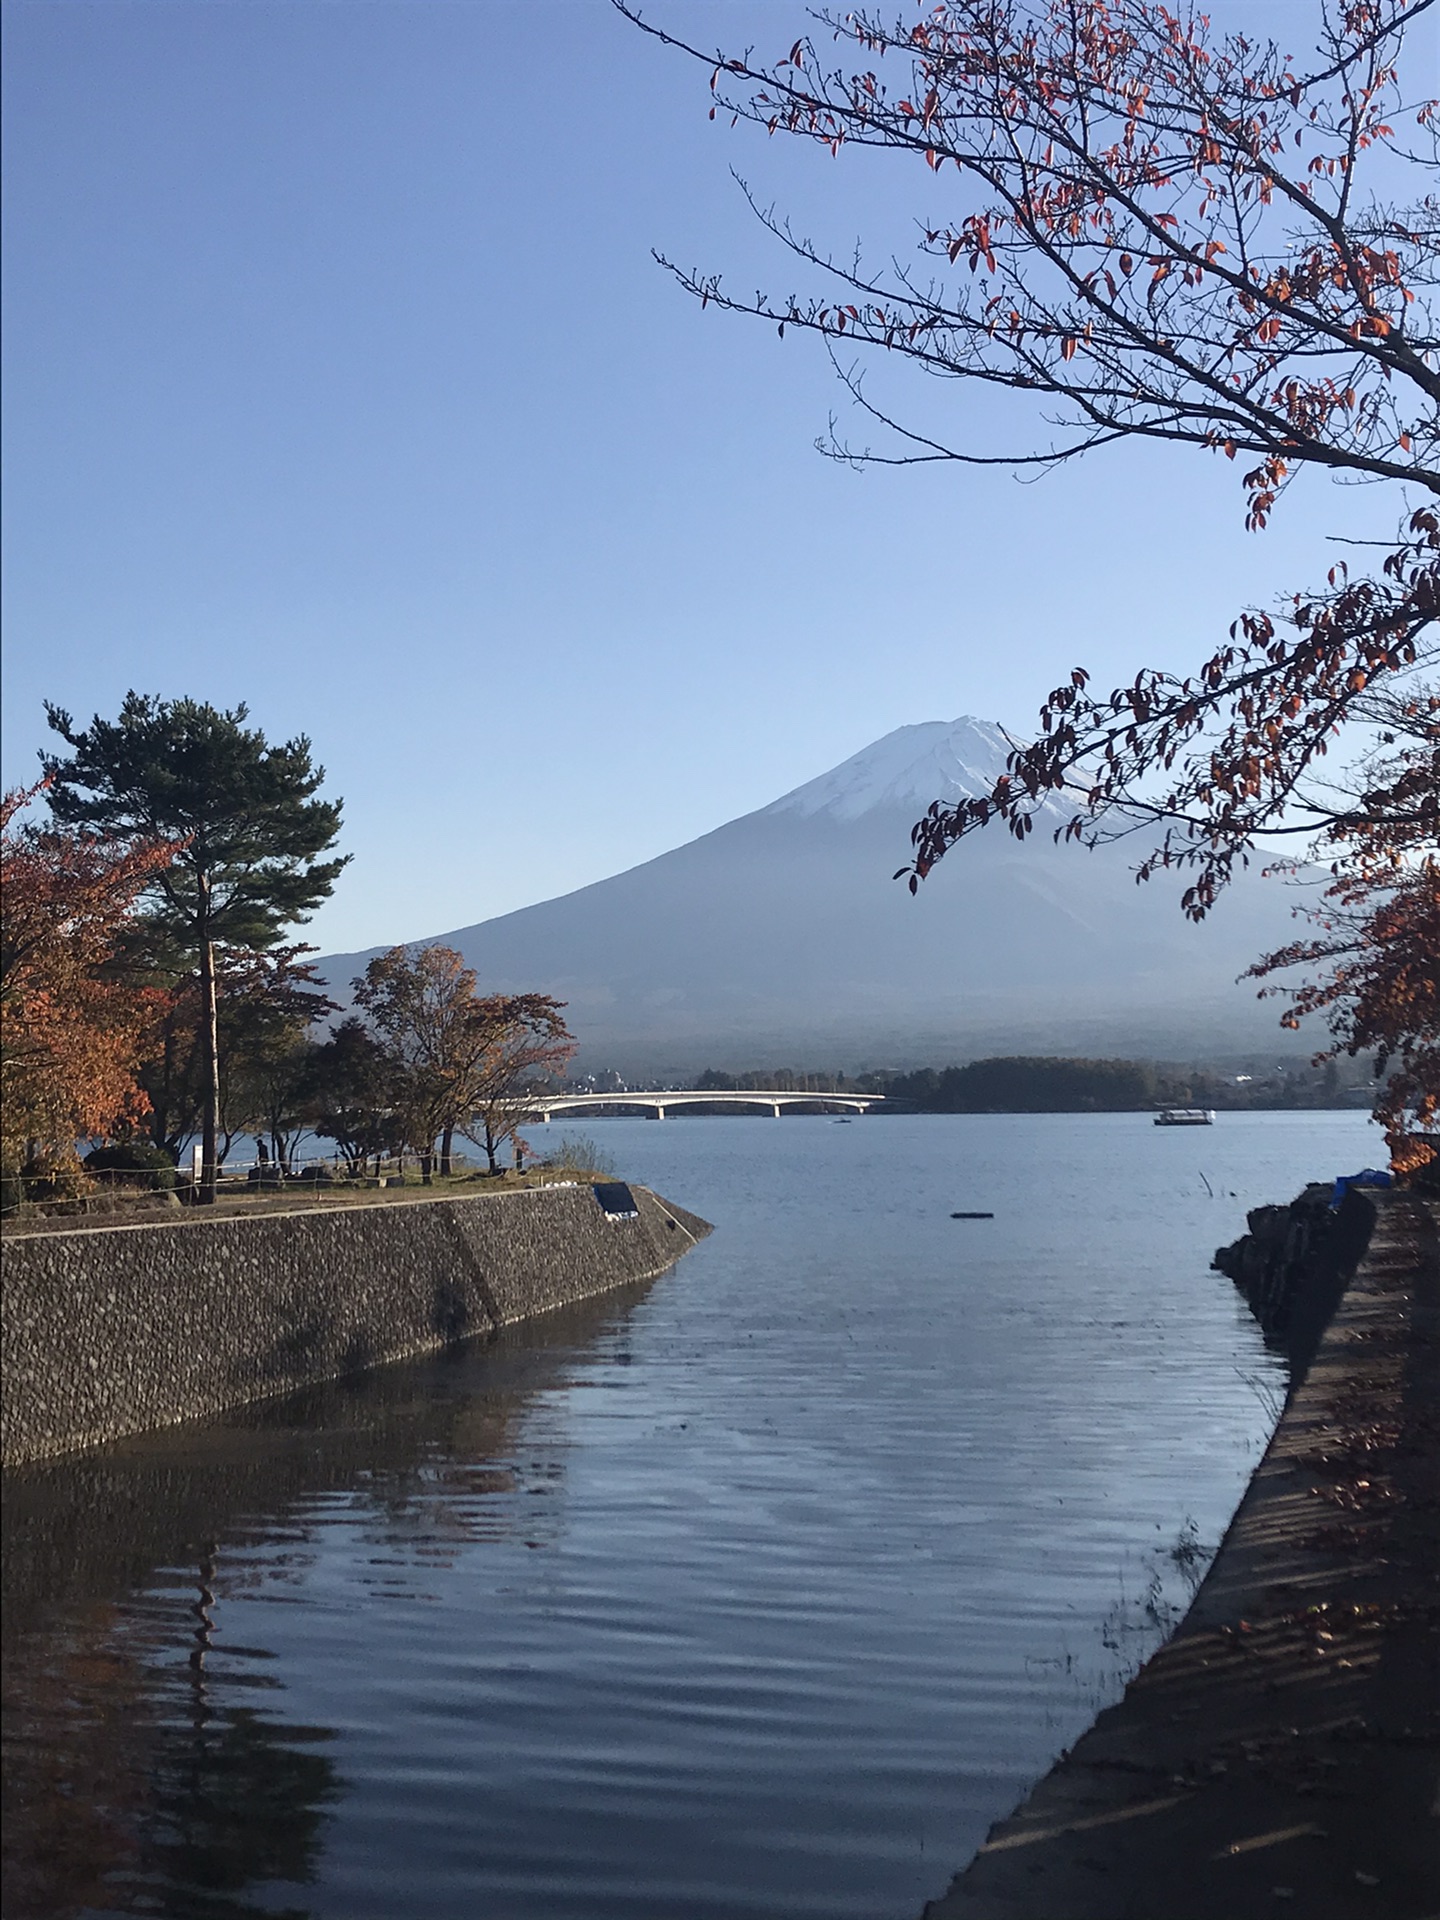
[1211,1183,1380,1378]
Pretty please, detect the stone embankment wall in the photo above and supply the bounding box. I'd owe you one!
[1,1183,710,1466]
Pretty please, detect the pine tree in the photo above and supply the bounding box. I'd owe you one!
[42,694,347,1201]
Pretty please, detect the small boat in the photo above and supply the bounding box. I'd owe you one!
[1153,1108,1215,1126]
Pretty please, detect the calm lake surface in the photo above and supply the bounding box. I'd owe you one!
[3,1110,1378,1920]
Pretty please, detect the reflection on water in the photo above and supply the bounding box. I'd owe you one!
[114,1686,336,1920]
[4,1563,343,1920]
[3,1304,632,1920]
[2,1113,1374,1919]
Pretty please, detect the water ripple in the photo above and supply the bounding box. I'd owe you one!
[2,1112,1372,1919]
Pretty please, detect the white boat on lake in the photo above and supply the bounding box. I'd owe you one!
[1153,1108,1216,1126]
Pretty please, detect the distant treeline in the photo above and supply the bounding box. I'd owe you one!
[695,1068,854,1094]
[871,1056,1357,1112]
[693,1056,1359,1112]
[879,1057,1161,1111]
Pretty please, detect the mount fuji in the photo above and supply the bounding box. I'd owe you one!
[316,718,1309,1074]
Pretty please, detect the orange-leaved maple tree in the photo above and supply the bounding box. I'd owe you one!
[626,0,1438,1158]
[1249,700,1439,1172]
[1,783,179,1179]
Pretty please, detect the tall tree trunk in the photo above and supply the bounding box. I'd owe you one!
[440,1125,453,1178]
[152,1022,176,1153]
[198,897,220,1206]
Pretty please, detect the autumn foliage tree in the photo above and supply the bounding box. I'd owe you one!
[352,945,574,1177]
[1255,857,1438,1169]
[1,783,176,1188]
[1250,706,1439,1170]
[627,0,1438,1156]
[462,992,576,1173]
[353,945,496,1177]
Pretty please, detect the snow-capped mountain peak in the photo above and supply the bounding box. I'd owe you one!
[316,709,1302,1073]
[761,717,1017,823]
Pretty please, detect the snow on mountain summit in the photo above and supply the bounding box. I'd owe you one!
[762,717,1018,823]
[317,709,1303,1072]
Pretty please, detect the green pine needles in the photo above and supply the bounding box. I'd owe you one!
[42,693,348,1199]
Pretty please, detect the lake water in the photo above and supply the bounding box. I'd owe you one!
[2,1110,1377,1920]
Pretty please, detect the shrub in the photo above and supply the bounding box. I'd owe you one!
[538,1133,618,1180]
[83,1141,179,1191]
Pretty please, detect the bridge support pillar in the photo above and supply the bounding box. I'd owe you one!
[654,1107,666,1121]
[772,1104,782,1118]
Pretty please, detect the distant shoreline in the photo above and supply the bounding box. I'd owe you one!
[542,1102,1374,1118]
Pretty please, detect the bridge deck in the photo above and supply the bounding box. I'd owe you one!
[526,1090,883,1118]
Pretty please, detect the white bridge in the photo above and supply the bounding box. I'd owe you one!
[524,1089,885,1121]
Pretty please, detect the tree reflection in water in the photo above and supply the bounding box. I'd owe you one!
[2,1551,341,1920]
[2,1290,638,1918]
[115,1550,341,1919]
[133,1688,339,1915]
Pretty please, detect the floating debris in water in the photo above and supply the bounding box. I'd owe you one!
[950,1211,994,1219]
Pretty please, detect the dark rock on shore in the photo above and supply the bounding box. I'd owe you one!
[1212,1183,1377,1379]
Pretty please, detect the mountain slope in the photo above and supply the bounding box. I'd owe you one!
[317,719,1309,1072]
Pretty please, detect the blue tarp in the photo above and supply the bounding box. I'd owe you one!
[1330,1168,1393,1208]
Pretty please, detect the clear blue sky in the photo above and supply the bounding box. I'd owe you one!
[2,0,1410,952]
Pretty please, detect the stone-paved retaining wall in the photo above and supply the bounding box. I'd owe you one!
[1,1183,711,1466]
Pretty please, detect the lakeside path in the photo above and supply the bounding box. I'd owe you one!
[926,1191,1439,1920]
